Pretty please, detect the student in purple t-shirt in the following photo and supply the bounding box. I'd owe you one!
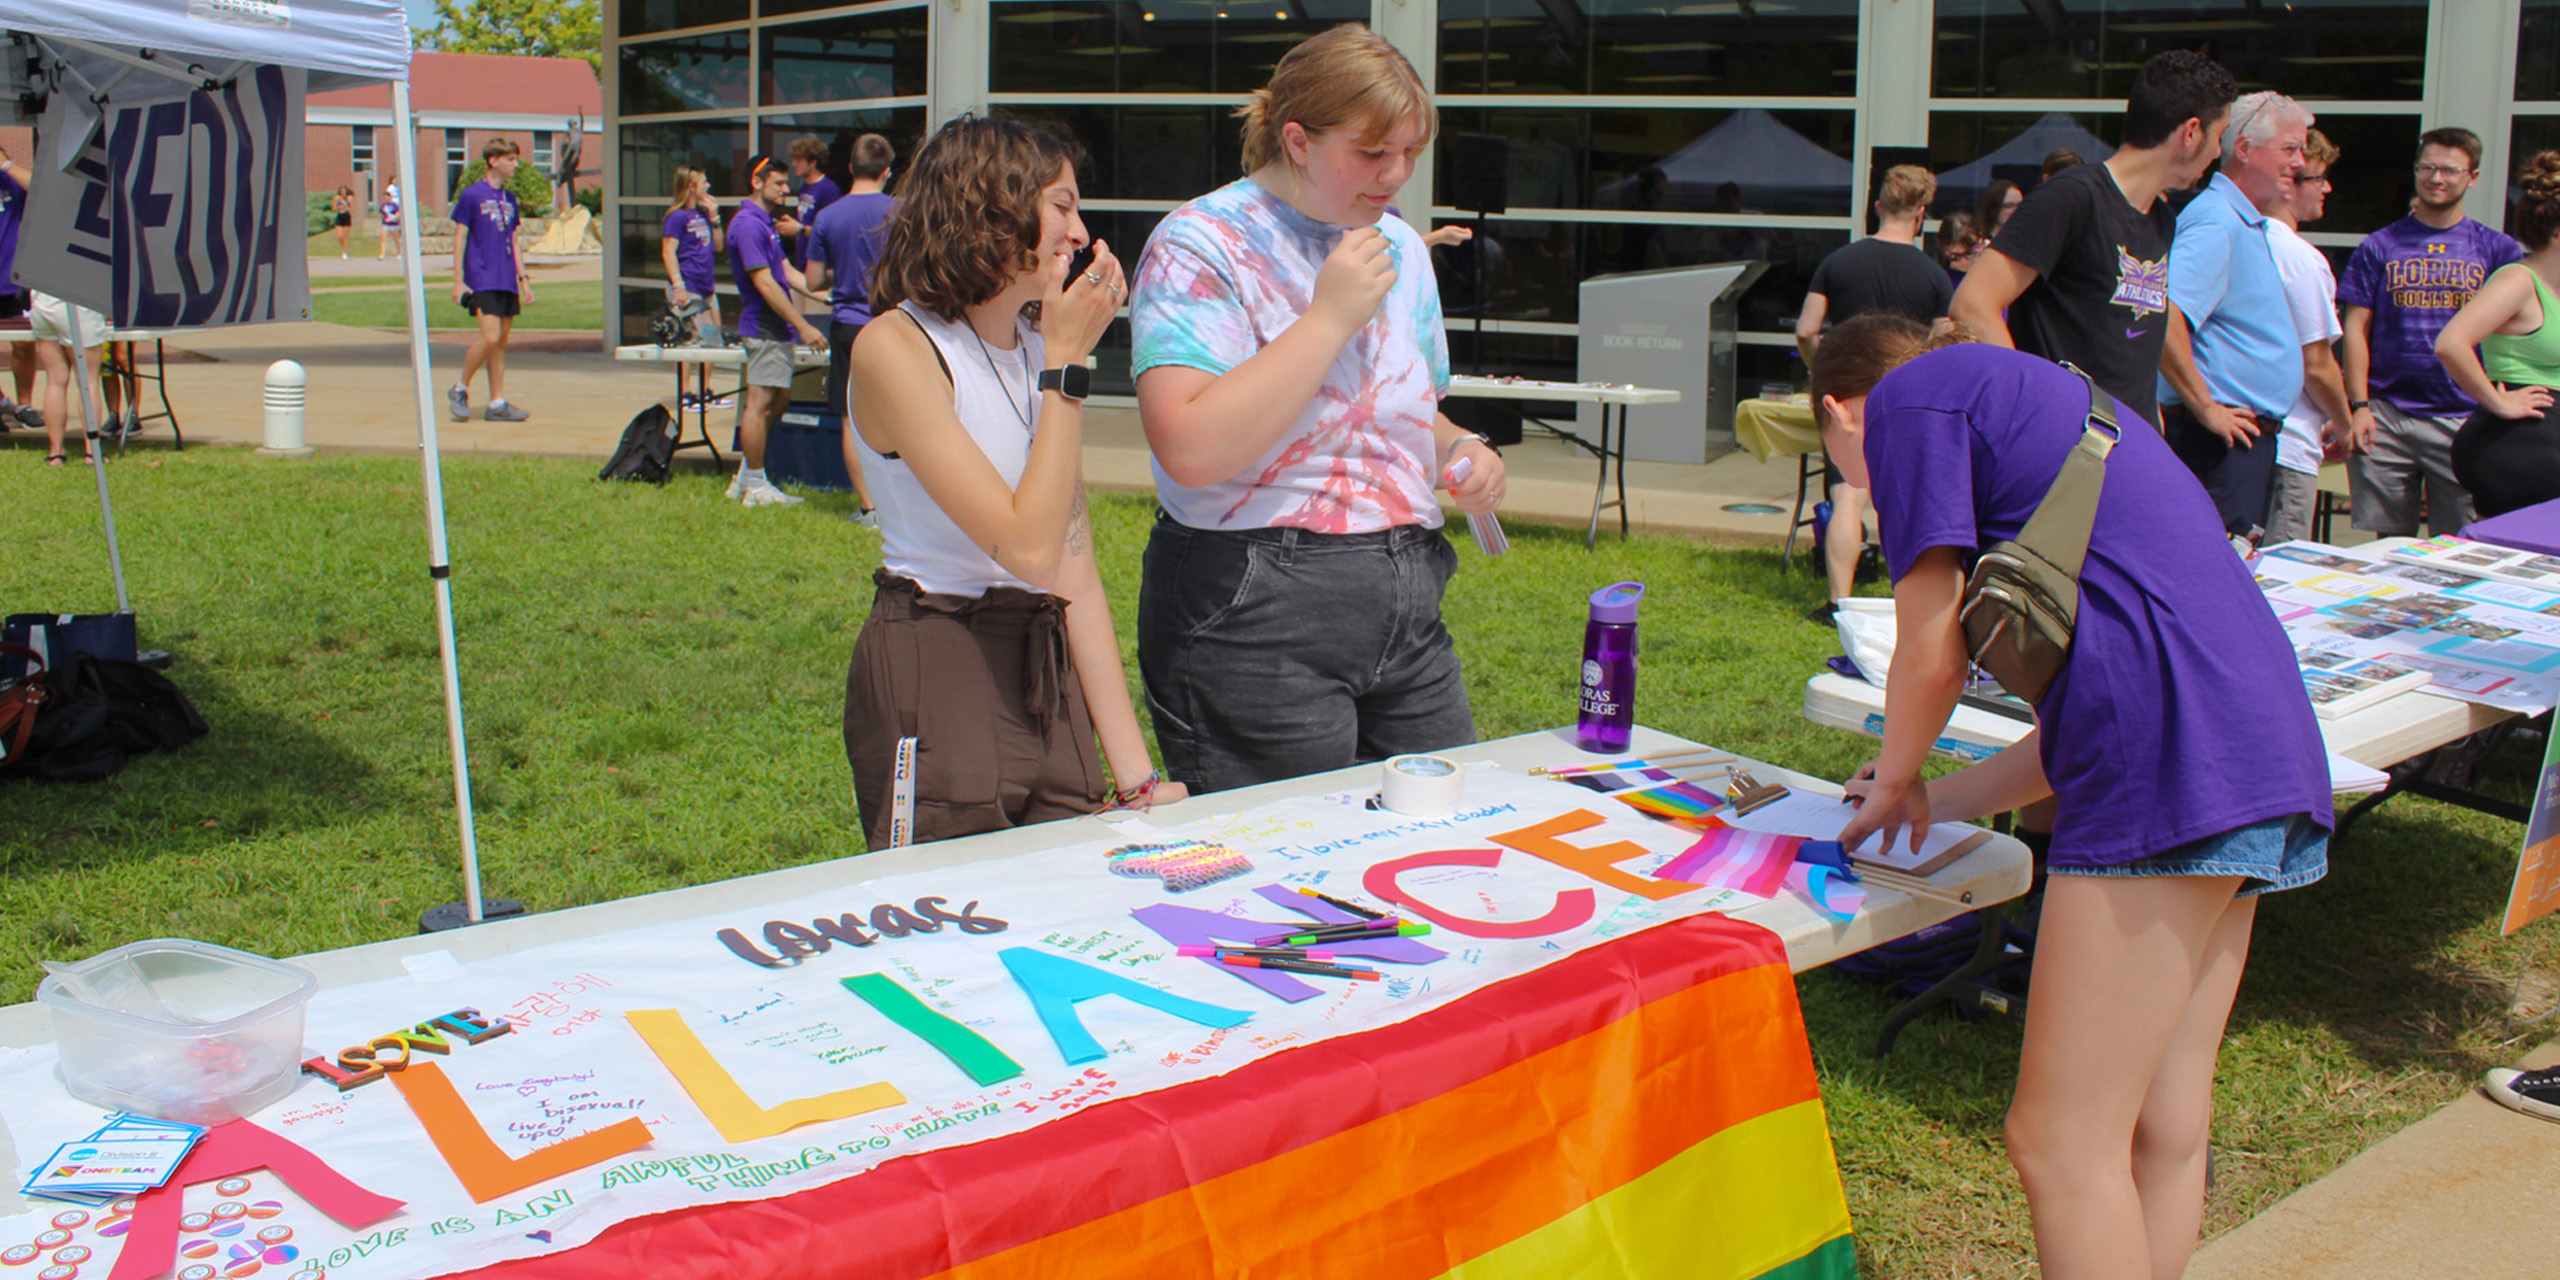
[658,165,723,409]
[1815,318,2330,1277]
[2339,126,2525,535]
[0,144,36,430]
[802,132,898,526]
[787,135,842,272]
[724,154,829,508]
[447,137,532,422]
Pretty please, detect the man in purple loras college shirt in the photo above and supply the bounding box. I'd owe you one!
[2340,126,2525,535]
[802,132,897,526]
[448,137,533,422]
[726,154,829,508]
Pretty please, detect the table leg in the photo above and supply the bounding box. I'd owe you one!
[1583,406,1630,550]
[152,340,183,450]
[1871,905,2024,1058]
[1783,452,1815,573]
[1613,405,1630,539]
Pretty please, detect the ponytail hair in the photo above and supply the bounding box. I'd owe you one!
[1808,314,1979,426]
[1237,24,1435,174]
[2518,149,2560,251]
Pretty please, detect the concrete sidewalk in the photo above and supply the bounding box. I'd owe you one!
[2188,1037,2560,1279]
[8,320,1817,546]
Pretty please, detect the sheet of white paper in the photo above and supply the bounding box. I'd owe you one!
[1719,790,1985,870]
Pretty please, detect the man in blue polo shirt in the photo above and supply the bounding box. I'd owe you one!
[2158,90,2313,540]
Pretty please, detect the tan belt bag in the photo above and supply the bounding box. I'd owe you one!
[1957,364,2119,704]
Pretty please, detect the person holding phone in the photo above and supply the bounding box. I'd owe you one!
[842,115,1184,845]
[1129,24,1506,794]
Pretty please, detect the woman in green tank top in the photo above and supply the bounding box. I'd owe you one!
[2441,150,2560,517]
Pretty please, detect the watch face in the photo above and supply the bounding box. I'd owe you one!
[1043,365,1090,399]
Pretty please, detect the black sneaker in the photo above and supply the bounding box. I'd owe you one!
[2485,1065,2560,1122]
[1806,601,1839,627]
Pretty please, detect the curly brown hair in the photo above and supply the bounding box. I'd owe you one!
[2517,149,2560,250]
[869,115,1087,321]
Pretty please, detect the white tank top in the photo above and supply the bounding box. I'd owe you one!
[857,301,1048,597]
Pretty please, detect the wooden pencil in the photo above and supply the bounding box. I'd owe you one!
[1852,865,1973,906]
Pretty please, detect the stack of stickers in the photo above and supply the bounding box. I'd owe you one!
[19,1113,207,1205]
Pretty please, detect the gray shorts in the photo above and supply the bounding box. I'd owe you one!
[2350,400,2477,535]
[741,337,796,389]
[2265,465,2321,545]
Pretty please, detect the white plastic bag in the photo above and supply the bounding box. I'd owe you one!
[1832,598,1897,689]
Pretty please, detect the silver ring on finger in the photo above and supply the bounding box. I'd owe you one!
[1083,271,1103,285]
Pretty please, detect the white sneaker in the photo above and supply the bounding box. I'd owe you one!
[740,480,804,508]
[726,466,750,500]
[847,507,879,529]
[2485,1065,2560,1123]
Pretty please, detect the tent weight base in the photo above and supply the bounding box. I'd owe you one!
[139,650,171,670]
[420,898,527,934]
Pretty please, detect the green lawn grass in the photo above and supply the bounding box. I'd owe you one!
[309,286,602,332]
[2,447,2555,1276]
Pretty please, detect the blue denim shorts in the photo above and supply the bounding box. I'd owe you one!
[2051,814,2329,898]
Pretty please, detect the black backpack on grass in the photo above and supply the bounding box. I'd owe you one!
[2,648,207,782]
[600,404,680,485]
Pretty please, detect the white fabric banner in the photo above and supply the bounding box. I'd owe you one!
[0,0,412,98]
[0,769,1782,1280]
[16,64,312,327]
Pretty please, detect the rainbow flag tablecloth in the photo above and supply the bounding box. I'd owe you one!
[455,913,1855,1280]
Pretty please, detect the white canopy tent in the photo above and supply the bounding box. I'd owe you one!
[1,0,503,927]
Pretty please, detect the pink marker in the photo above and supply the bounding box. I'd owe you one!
[1177,945,1339,961]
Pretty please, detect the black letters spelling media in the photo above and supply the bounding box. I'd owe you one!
[716,896,1008,968]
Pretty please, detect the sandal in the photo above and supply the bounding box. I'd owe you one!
[45,452,65,466]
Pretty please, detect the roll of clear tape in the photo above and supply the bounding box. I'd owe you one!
[1381,754,1464,818]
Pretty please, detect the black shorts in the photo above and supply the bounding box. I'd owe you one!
[462,289,521,318]
[334,212,352,228]
[0,292,24,320]
[826,317,866,416]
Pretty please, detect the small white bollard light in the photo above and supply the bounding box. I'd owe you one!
[256,359,315,459]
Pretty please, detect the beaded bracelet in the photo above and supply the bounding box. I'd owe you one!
[1111,772,1162,807]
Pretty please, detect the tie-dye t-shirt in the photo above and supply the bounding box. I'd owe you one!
[1131,179,1450,533]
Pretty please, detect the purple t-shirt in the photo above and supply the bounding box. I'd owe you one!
[727,199,793,341]
[808,191,895,327]
[661,206,716,295]
[1863,344,2333,867]
[450,180,520,294]
[791,176,842,269]
[2338,215,2524,419]
[0,168,23,295]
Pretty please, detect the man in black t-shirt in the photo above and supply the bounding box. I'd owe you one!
[1950,50,2238,429]
[1797,165,1951,613]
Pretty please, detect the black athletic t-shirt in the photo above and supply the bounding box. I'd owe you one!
[1807,237,1953,327]
[1988,162,2178,428]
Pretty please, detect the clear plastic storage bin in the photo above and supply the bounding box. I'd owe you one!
[37,938,318,1125]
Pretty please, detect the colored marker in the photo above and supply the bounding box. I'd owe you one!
[1293,887,1386,920]
[1252,918,1402,946]
[1280,922,1430,946]
[1176,945,1340,962]
[1217,954,1382,981]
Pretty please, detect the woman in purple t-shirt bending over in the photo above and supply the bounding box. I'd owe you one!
[1817,315,2332,1278]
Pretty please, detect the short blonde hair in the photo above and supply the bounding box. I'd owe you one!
[1237,25,1436,174]
[1876,165,1935,218]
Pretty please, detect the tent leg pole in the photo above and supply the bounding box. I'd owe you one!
[393,81,513,933]
[63,312,132,615]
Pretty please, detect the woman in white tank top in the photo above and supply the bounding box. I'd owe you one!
[839,116,1185,847]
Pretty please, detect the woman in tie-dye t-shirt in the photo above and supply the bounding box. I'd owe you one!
[1129,24,1508,794]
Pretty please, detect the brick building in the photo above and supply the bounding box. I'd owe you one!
[310,52,603,220]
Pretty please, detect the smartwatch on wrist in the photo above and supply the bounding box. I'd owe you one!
[1038,366,1090,402]
[2348,398,2371,411]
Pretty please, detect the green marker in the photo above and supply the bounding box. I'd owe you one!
[1283,922,1429,945]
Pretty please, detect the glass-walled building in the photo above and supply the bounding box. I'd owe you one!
[604,0,2538,411]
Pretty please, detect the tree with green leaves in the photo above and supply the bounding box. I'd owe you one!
[423,0,601,74]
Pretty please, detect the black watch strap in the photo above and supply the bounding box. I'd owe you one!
[1038,366,1090,401]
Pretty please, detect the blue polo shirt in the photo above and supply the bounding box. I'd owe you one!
[2159,173,2301,417]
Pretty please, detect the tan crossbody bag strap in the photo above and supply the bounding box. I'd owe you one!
[2007,363,2121,580]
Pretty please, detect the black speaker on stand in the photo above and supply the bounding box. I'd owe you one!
[1440,133,1518,444]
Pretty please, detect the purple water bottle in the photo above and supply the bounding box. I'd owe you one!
[1577,581,1645,753]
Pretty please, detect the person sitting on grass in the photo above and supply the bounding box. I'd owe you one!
[1820,313,2331,1280]
[841,115,1184,844]
[448,138,532,423]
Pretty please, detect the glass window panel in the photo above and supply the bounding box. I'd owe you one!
[758,107,933,188]
[760,8,930,106]
[1437,108,1855,218]
[621,121,750,200]
[1932,0,2428,102]
[2513,119,2560,235]
[994,106,1236,201]
[2525,1,2560,100]
[988,0,1371,95]
[621,32,752,115]
[1429,217,1842,330]
[1437,0,1858,98]
[1928,109,2421,243]
[620,0,747,36]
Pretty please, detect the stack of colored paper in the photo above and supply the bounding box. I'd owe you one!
[18,1114,207,1204]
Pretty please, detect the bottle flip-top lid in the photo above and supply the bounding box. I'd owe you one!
[1588,581,1645,623]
